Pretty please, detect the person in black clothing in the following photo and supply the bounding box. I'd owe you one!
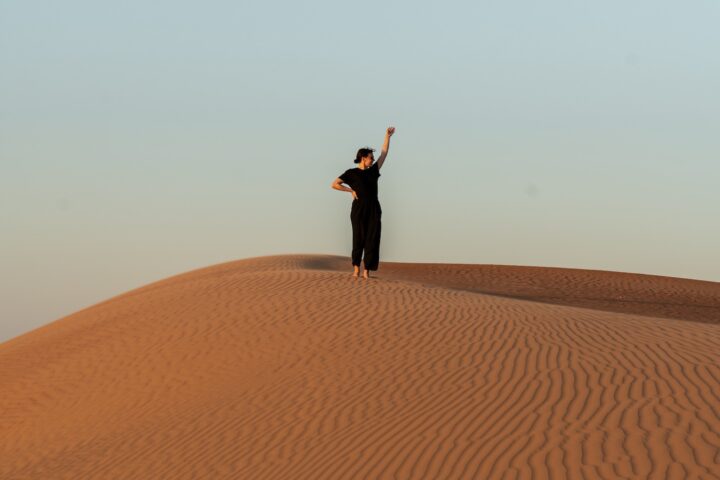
[332,126,395,278]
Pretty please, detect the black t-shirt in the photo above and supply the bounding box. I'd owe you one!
[339,162,381,202]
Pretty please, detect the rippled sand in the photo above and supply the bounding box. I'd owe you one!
[2,254,719,479]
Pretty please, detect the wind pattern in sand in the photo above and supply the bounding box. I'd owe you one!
[1,254,719,479]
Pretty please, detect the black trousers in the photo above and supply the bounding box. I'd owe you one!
[350,200,382,271]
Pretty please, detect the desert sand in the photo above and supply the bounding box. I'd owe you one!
[1,254,719,479]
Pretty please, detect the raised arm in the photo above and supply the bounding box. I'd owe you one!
[376,126,395,169]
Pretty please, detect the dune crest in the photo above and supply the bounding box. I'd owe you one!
[1,254,719,479]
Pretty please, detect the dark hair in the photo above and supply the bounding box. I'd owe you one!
[354,147,375,164]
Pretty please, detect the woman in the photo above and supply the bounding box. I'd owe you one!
[331,126,395,279]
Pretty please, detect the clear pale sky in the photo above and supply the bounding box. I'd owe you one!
[2,0,719,343]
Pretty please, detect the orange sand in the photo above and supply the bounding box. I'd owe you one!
[1,254,719,479]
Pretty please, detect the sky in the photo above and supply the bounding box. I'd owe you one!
[1,0,719,343]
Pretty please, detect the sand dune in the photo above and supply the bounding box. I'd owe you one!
[1,254,719,479]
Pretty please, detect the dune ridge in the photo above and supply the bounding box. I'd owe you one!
[1,254,719,479]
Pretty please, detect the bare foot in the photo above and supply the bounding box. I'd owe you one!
[362,270,370,279]
[352,266,360,277]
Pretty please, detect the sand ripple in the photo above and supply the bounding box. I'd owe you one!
[1,254,718,479]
